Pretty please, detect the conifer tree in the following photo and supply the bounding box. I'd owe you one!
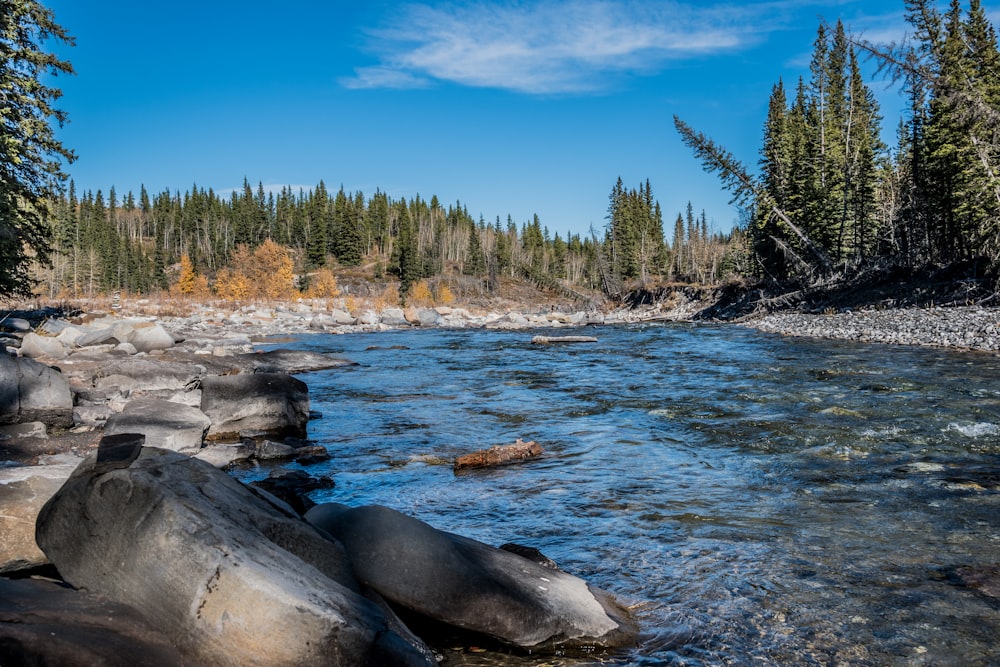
[0,0,75,298]
[464,221,486,276]
[305,181,328,269]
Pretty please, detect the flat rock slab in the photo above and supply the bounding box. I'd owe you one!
[104,398,210,453]
[235,348,358,374]
[0,577,185,666]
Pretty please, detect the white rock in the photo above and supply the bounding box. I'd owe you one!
[19,332,67,359]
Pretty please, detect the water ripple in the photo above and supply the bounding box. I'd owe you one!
[237,324,1000,666]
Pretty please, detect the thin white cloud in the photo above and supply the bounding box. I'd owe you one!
[342,0,792,95]
[342,66,433,90]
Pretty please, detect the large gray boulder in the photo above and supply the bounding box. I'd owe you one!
[35,446,434,667]
[129,322,175,353]
[305,503,639,652]
[0,355,73,427]
[0,577,184,666]
[380,307,410,326]
[104,398,211,452]
[19,332,67,359]
[416,308,442,327]
[201,373,309,441]
[0,459,78,573]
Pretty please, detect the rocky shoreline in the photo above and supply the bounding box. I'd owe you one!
[0,302,647,666]
[743,304,1000,352]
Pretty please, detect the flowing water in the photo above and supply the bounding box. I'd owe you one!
[239,323,1000,666]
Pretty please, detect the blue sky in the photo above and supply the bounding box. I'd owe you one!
[43,1,987,239]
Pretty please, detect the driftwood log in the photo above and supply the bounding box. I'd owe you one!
[530,335,598,344]
[454,439,543,472]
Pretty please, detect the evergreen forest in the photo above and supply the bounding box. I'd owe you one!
[676,0,1000,295]
[36,178,735,303]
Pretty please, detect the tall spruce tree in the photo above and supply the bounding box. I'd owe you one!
[0,0,75,298]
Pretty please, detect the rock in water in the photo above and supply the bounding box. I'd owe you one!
[35,447,434,666]
[305,503,639,652]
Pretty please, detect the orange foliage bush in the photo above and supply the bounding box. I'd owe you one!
[218,240,296,301]
[408,279,433,307]
[435,283,455,305]
[214,267,251,301]
[170,254,211,299]
[305,267,340,299]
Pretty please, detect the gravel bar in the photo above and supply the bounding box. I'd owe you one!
[744,305,1000,352]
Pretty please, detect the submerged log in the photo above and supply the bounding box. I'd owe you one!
[531,335,598,344]
[454,438,543,471]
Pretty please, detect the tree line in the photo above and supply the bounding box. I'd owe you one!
[676,0,1000,288]
[35,179,737,302]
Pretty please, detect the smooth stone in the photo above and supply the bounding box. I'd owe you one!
[129,323,175,353]
[35,447,435,666]
[305,503,639,651]
[380,308,409,326]
[18,332,67,359]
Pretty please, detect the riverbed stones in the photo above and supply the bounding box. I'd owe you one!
[748,305,1000,351]
[201,373,310,441]
[304,502,639,652]
[35,447,435,666]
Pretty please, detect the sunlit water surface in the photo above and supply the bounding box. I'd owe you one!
[237,324,1000,666]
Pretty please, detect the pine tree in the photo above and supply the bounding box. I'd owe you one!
[464,221,486,276]
[305,181,328,269]
[0,1,75,298]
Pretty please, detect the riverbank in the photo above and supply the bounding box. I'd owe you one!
[740,305,1000,352]
[6,291,1000,353]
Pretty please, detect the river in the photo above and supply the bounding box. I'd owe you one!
[238,323,1000,666]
